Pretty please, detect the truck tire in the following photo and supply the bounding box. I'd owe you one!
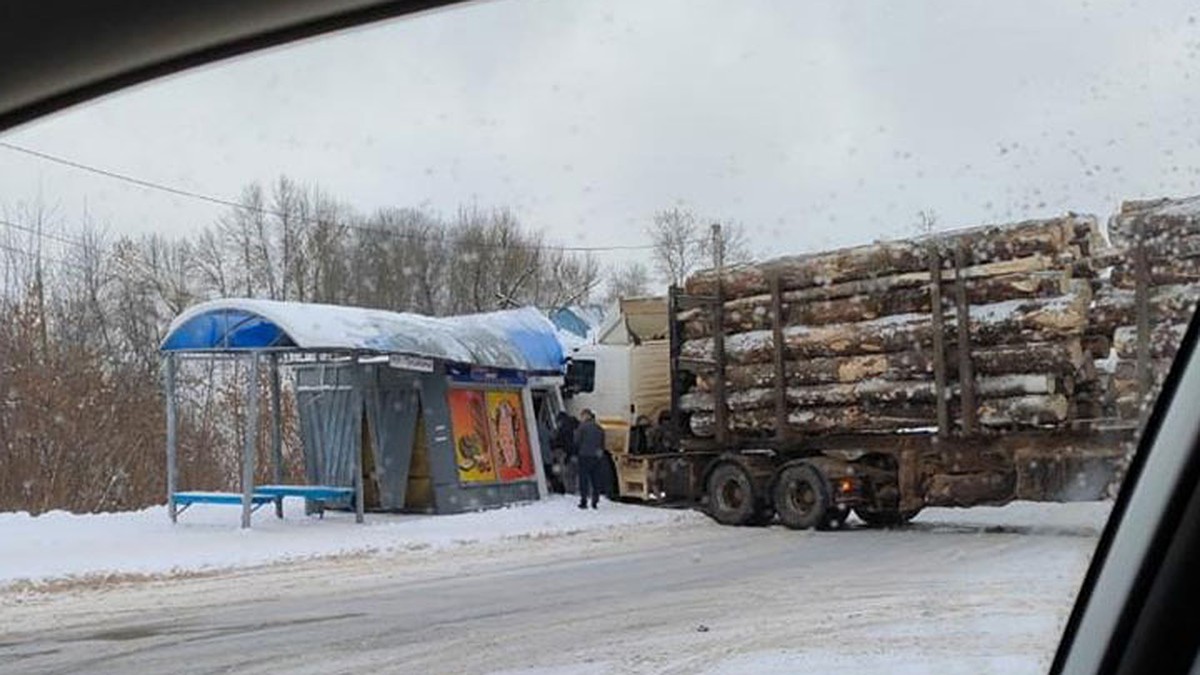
[773,464,830,530]
[707,463,759,526]
[854,507,921,528]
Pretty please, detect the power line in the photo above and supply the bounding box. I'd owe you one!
[0,240,69,267]
[0,140,664,254]
[0,217,89,249]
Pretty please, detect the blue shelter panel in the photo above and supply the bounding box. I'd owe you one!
[161,308,294,351]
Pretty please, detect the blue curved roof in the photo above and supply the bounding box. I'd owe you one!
[161,299,565,373]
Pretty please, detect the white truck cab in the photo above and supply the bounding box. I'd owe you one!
[562,297,673,499]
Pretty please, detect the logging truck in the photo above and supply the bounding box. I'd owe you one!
[568,200,1200,529]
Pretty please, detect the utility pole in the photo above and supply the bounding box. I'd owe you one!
[711,223,724,272]
[710,222,728,445]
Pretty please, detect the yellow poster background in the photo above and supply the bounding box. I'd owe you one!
[486,390,535,482]
[448,388,498,483]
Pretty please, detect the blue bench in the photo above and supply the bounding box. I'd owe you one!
[253,484,356,520]
[172,491,274,516]
[170,486,357,522]
[254,485,355,503]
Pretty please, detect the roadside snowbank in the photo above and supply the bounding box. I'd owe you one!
[0,498,1113,590]
[0,496,701,587]
[914,500,1112,534]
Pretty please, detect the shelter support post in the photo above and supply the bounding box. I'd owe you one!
[353,360,365,524]
[241,354,259,529]
[270,353,283,519]
[165,354,178,524]
[522,387,549,499]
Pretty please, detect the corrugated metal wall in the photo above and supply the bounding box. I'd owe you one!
[295,364,362,490]
[363,367,420,510]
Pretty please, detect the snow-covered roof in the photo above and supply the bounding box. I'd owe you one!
[161,298,565,373]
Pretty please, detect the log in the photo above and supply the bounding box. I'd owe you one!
[701,340,1086,392]
[686,217,1086,298]
[688,393,1070,436]
[1113,323,1188,360]
[680,286,1090,363]
[1108,196,1200,247]
[679,375,1060,412]
[682,287,932,340]
[1128,235,1200,262]
[1110,258,1200,289]
[964,282,1091,347]
[977,394,1070,427]
[712,352,933,390]
[1090,284,1200,339]
[681,270,1072,339]
[689,405,937,437]
[956,340,1088,378]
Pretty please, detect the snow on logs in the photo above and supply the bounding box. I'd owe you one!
[678,214,1105,437]
[1097,197,1200,420]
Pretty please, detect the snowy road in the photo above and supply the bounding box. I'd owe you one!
[0,501,1106,674]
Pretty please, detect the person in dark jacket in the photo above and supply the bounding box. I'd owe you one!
[537,416,560,493]
[552,411,578,494]
[574,409,606,509]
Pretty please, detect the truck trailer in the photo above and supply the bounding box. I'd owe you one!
[567,198,1200,529]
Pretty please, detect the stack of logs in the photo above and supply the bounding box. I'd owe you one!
[1091,196,1200,420]
[678,215,1106,438]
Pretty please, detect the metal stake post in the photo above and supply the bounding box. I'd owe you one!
[241,354,259,529]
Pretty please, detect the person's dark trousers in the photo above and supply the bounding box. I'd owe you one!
[578,456,601,508]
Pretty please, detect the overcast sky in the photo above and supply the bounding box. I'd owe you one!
[1,0,1198,276]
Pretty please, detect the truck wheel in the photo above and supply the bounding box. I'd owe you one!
[707,463,758,526]
[854,507,921,528]
[773,464,830,530]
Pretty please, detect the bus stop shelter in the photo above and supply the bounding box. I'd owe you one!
[160,298,566,528]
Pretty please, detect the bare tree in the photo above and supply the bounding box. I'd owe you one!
[648,208,753,285]
[194,228,229,297]
[914,209,938,236]
[647,207,700,286]
[604,261,651,305]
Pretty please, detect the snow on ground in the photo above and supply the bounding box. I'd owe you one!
[1,500,1115,673]
[0,496,702,587]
